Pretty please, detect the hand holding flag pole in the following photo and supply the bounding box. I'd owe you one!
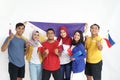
[8,23,14,40]
[9,23,12,36]
[70,51,82,61]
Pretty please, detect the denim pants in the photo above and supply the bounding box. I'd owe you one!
[29,62,42,80]
[60,62,71,80]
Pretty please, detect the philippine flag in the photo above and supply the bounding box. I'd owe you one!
[26,21,86,56]
[28,21,86,37]
[27,21,86,43]
[104,33,115,48]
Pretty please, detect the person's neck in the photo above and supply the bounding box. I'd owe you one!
[47,39,55,43]
[15,34,22,38]
[92,34,98,38]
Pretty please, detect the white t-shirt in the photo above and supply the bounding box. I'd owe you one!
[60,44,71,65]
[30,47,41,64]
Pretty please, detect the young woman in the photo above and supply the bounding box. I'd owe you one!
[70,30,86,80]
[26,30,43,80]
[57,26,72,80]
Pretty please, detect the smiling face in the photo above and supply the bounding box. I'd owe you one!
[90,25,100,36]
[16,26,25,36]
[73,32,80,42]
[72,30,83,45]
[60,29,67,38]
[47,30,55,40]
[32,31,40,41]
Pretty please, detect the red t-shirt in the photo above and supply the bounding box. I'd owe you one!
[41,40,62,71]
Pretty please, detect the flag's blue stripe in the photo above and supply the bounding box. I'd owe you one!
[108,33,115,45]
[29,21,86,37]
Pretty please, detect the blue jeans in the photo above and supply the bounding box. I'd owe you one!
[29,62,42,80]
[60,62,72,80]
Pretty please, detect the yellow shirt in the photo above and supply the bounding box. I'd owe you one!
[85,36,103,63]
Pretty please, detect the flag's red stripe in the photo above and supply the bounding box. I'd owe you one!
[104,38,112,48]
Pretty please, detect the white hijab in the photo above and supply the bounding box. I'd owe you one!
[29,30,40,47]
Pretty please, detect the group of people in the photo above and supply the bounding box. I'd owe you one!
[1,22,103,80]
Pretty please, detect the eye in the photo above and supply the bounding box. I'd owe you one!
[34,34,39,36]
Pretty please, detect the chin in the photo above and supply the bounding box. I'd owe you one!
[18,33,23,36]
[49,38,54,40]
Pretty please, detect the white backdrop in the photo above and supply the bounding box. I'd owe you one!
[0,0,120,80]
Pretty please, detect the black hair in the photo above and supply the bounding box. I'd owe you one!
[90,24,100,30]
[72,30,84,45]
[16,23,25,29]
[46,28,55,34]
[36,31,39,33]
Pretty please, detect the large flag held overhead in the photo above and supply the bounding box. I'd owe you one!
[104,33,115,48]
[28,21,86,37]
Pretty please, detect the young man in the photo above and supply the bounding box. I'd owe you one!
[1,23,26,80]
[41,28,62,80]
[85,24,103,80]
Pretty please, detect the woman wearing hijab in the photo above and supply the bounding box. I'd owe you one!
[57,26,72,80]
[26,30,43,80]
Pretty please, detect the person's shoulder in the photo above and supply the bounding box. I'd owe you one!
[66,36,72,43]
[42,40,48,45]
[97,35,102,38]
[69,37,72,41]
[20,36,28,42]
[78,43,84,47]
[96,35,102,40]
[55,40,59,44]
[86,36,91,41]
[57,37,61,41]
[42,41,46,44]
[67,36,72,39]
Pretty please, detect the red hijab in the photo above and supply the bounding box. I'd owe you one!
[57,26,72,45]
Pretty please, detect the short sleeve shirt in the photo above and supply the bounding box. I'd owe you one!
[6,36,26,67]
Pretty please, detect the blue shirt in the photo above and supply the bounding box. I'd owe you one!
[7,36,26,67]
[72,43,86,73]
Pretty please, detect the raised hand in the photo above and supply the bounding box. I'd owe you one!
[96,39,103,50]
[8,33,14,40]
[43,49,49,58]
[54,48,59,56]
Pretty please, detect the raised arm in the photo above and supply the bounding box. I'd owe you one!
[1,34,14,52]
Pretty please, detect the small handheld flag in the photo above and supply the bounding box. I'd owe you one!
[71,51,82,58]
[9,23,12,35]
[104,33,115,48]
[9,29,12,35]
[67,48,73,56]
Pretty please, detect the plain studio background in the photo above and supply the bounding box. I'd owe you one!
[0,0,120,80]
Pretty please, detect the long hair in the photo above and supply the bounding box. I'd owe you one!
[72,30,84,45]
